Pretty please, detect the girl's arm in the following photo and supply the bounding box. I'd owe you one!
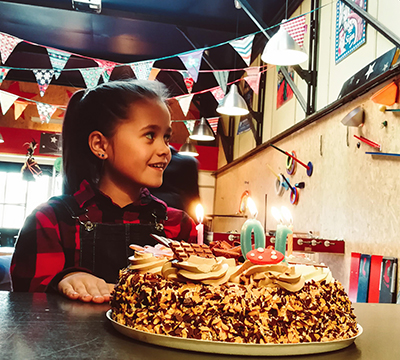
[164,208,197,242]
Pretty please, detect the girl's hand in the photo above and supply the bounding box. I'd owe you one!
[58,272,113,304]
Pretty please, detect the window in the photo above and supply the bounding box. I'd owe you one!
[0,162,62,230]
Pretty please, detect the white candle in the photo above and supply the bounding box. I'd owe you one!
[195,204,204,245]
[281,206,294,257]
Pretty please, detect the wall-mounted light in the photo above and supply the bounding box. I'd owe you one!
[189,117,215,141]
[179,137,199,157]
[216,84,249,116]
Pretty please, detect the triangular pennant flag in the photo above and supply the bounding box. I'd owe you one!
[207,117,219,135]
[180,71,194,94]
[148,68,161,81]
[0,68,10,86]
[244,67,261,94]
[281,16,306,47]
[47,48,71,80]
[14,100,28,120]
[177,94,194,116]
[0,90,19,115]
[183,120,195,134]
[210,86,225,104]
[130,60,155,80]
[95,59,117,83]
[79,68,103,89]
[33,69,55,97]
[36,102,57,123]
[178,49,204,83]
[230,34,255,66]
[237,118,251,135]
[213,71,229,94]
[0,33,23,64]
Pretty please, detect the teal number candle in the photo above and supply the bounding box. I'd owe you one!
[240,218,265,259]
[275,224,293,261]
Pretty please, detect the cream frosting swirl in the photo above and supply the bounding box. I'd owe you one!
[128,251,168,275]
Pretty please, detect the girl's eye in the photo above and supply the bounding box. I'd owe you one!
[164,134,171,144]
[145,132,155,140]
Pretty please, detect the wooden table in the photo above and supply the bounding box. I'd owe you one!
[0,291,399,359]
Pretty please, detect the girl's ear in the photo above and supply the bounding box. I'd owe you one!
[88,131,109,159]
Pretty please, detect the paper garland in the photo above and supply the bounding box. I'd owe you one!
[131,60,155,80]
[36,102,57,123]
[79,68,104,88]
[207,117,219,135]
[244,67,261,94]
[183,120,195,134]
[230,34,255,67]
[177,94,194,116]
[178,50,204,83]
[210,86,225,104]
[33,69,55,97]
[281,16,306,48]
[13,100,28,120]
[0,90,19,115]
[213,71,229,94]
[47,49,71,80]
[95,59,117,82]
[0,33,22,64]
[181,71,194,94]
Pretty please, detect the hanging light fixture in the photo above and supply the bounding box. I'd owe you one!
[261,24,307,66]
[216,84,249,116]
[179,137,199,157]
[189,117,215,141]
[0,133,4,143]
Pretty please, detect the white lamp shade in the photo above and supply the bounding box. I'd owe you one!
[189,117,215,141]
[261,26,308,66]
[216,84,249,116]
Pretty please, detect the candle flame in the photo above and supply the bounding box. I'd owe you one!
[281,206,293,224]
[247,197,258,218]
[271,206,283,223]
[195,203,204,223]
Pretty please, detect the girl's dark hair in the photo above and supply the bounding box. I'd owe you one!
[62,79,169,195]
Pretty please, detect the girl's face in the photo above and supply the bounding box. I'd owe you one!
[103,99,172,194]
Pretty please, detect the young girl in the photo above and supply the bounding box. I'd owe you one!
[11,80,197,303]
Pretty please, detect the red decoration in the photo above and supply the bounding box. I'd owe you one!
[246,247,284,265]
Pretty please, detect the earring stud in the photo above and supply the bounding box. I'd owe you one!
[98,153,104,158]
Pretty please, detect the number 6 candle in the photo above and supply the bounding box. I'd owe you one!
[240,197,265,258]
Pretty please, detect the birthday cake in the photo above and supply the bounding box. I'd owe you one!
[110,242,358,344]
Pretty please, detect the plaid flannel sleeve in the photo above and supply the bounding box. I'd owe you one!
[164,208,197,243]
[10,204,66,292]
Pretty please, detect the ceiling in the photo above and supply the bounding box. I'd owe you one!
[0,0,303,118]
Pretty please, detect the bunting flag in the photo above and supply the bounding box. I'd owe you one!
[230,34,255,66]
[207,117,219,135]
[95,59,117,82]
[131,60,155,80]
[0,90,19,115]
[244,67,261,94]
[47,48,71,80]
[0,32,23,64]
[13,100,28,120]
[177,94,194,116]
[178,49,204,83]
[79,68,103,88]
[210,86,225,104]
[180,71,194,94]
[33,69,55,97]
[183,119,195,134]
[213,71,229,94]
[281,16,306,48]
[237,117,251,135]
[0,68,10,86]
[36,102,57,123]
[148,68,161,81]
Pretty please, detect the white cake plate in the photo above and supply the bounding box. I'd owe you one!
[106,310,362,356]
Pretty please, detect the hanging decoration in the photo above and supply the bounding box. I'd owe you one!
[176,94,194,116]
[178,49,204,82]
[207,117,219,135]
[244,67,261,94]
[13,100,28,120]
[183,120,195,135]
[33,69,55,97]
[180,71,194,93]
[213,71,229,94]
[230,34,255,67]
[0,32,23,64]
[148,68,161,81]
[94,59,118,83]
[0,68,9,86]
[237,118,251,135]
[21,139,42,181]
[36,102,57,123]
[281,15,307,48]
[47,48,71,80]
[79,67,104,88]
[130,60,154,80]
[0,90,19,115]
[210,86,225,104]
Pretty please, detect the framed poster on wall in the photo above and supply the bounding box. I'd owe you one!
[335,0,367,64]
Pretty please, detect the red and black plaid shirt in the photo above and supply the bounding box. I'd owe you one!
[11,180,197,292]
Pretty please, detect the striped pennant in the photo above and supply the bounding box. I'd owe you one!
[281,16,306,48]
[230,34,255,66]
[207,117,219,135]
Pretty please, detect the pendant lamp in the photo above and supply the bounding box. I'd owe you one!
[179,138,199,157]
[0,133,4,143]
[216,84,249,116]
[189,117,215,141]
[261,24,308,66]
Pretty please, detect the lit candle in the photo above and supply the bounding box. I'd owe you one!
[281,206,294,257]
[240,197,265,258]
[195,204,204,245]
[272,206,293,262]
